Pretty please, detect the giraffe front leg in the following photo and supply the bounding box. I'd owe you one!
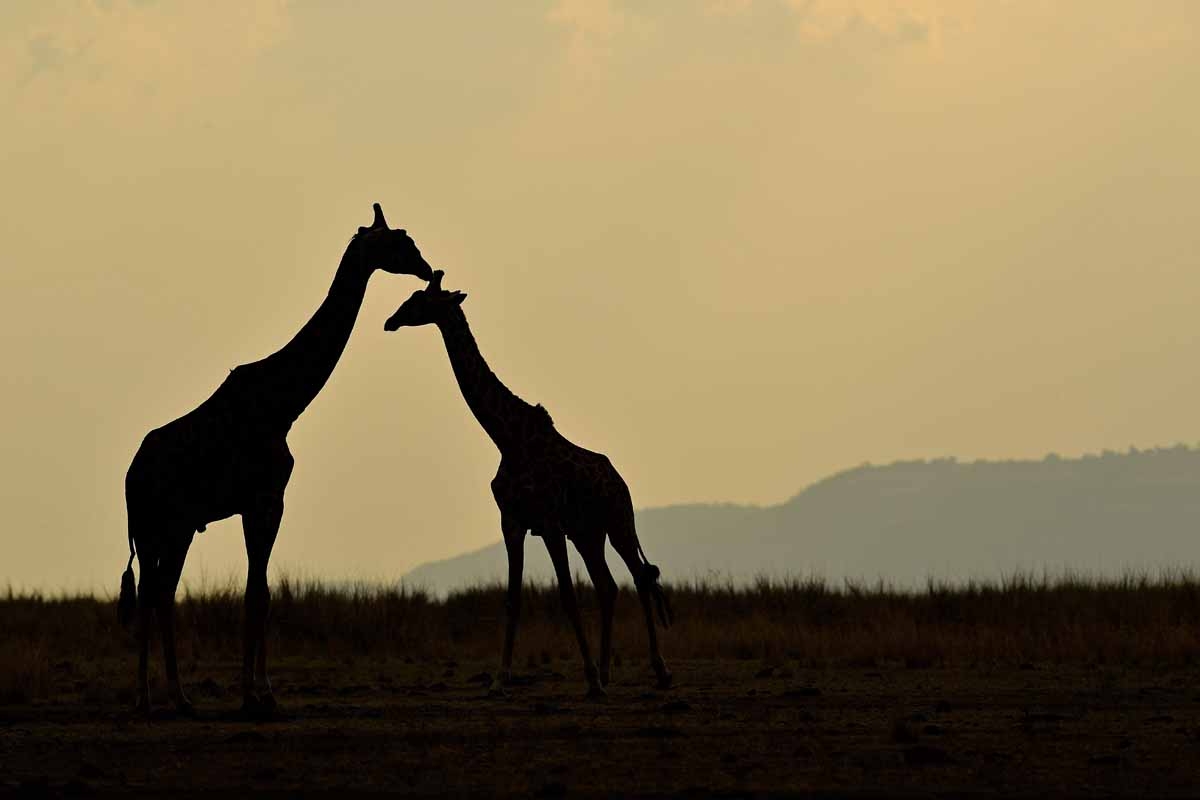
[240,575,263,712]
[241,497,283,715]
[489,515,525,697]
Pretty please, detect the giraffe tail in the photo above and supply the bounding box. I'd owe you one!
[636,543,673,629]
[117,528,137,628]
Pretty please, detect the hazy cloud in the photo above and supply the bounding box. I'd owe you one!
[547,0,654,73]
[3,0,290,123]
[2,1,1200,589]
[786,0,945,46]
[699,0,969,51]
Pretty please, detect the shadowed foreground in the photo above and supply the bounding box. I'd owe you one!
[3,576,1200,796]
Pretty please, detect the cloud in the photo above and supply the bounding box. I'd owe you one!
[2,0,290,124]
[705,0,755,16]
[788,0,935,40]
[782,1,1200,58]
[547,0,653,74]
[703,0,974,51]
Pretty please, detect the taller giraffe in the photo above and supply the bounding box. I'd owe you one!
[120,204,432,715]
[385,272,672,697]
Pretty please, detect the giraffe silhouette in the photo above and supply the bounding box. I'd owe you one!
[119,204,433,715]
[385,271,672,697]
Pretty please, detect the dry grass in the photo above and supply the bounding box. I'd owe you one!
[3,571,1200,703]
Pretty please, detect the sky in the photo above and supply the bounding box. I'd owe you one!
[2,1,1199,590]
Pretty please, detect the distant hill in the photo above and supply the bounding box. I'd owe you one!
[402,446,1200,593]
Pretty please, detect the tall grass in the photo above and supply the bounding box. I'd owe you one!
[3,572,1200,702]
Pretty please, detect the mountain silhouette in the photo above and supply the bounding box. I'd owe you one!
[402,446,1200,593]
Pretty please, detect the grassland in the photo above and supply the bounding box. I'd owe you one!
[3,574,1200,796]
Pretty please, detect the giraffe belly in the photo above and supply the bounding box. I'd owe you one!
[494,458,593,536]
[508,488,590,538]
[129,426,288,532]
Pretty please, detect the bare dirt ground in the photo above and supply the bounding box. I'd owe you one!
[3,657,1200,797]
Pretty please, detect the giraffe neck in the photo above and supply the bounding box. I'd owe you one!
[436,307,535,452]
[243,242,372,430]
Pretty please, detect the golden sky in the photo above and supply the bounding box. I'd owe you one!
[2,1,1199,589]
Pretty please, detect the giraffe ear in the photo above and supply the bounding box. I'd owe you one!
[450,291,467,305]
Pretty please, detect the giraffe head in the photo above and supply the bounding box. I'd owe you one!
[383,270,466,330]
[353,203,434,280]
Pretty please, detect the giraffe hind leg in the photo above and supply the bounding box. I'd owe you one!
[577,533,617,687]
[607,513,672,689]
[544,532,604,698]
[125,515,153,713]
[135,561,156,713]
[157,529,196,716]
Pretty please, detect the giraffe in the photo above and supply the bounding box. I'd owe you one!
[384,271,672,697]
[119,204,433,716]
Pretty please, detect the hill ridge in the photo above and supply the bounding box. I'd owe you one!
[403,445,1200,593]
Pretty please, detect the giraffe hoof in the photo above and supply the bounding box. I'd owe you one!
[656,672,674,690]
[486,681,509,698]
[134,698,152,717]
[585,685,608,701]
[174,700,198,719]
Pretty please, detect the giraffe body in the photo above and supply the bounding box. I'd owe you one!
[120,204,432,715]
[386,273,672,695]
[492,441,621,540]
[128,367,295,536]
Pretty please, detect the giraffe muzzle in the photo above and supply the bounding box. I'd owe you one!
[412,254,434,281]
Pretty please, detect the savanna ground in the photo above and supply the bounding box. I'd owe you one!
[4,575,1200,797]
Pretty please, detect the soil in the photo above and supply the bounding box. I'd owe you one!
[3,658,1199,797]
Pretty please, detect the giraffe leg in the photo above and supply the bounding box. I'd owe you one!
[135,561,157,714]
[242,497,283,713]
[255,626,270,703]
[578,535,617,687]
[158,531,195,715]
[609,529,672,689]
[490,515,525,696]
[545,533,603,698]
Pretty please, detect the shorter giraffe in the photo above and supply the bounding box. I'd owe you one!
[385,272,672,697]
